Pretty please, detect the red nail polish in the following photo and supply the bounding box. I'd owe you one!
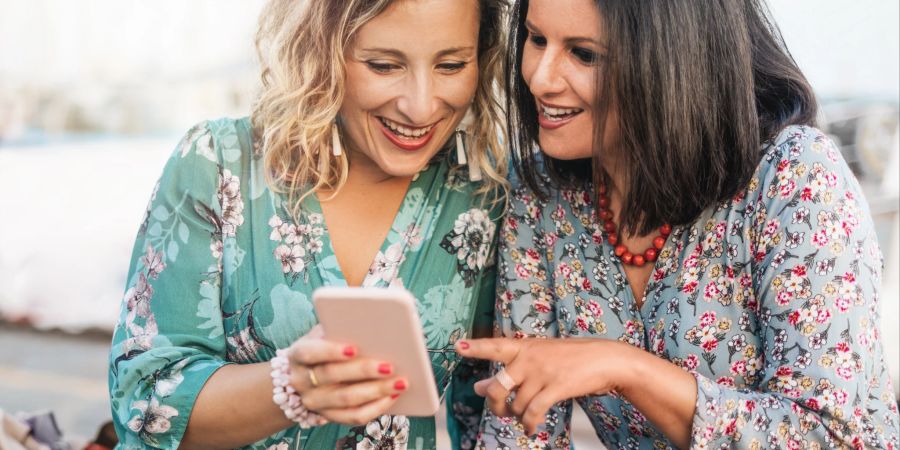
[378,363,392,375]
[343,346,356,357]
[394,380,407,391]
[458,341,470,350]
[390,394,400,399]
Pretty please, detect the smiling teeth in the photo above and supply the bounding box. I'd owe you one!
[380,117,434,138]
[542,105,583,120]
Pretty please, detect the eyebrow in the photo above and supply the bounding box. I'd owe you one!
[525,20,605,48]
[358,46,476,59]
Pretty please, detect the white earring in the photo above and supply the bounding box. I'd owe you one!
[455,129,468,165]
[455,110,482,181]
[331,122,342,156]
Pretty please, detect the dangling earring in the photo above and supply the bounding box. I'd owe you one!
[455,129,468,165]
[331,122,342,157]
[455,110,482,181]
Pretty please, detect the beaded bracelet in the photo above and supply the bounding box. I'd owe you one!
[270,349,328,428]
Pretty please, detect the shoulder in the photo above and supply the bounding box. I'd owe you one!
[748,125,873,214]
[754,125,853,191]
[748,125,879,254]
[173,117,254,165]
[154,117,256,201]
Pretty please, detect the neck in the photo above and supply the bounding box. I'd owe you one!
[344,147,403,187]
[598,155,626,208]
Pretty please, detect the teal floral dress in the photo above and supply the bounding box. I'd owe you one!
[108,117,500,450]
[477,126,900,449]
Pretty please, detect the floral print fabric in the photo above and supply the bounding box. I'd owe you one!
[109,117,500,449]
[477,126,899,449]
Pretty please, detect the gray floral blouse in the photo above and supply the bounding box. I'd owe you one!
[108,117,500,449]
[477,126,899,449]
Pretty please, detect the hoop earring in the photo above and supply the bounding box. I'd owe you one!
[331,122,342,157]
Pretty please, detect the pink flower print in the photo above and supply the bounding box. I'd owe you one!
[543,232,558,247]
[684,354,699,371]
[775,289,793,306]
[217,169,244,237]
[811,229,829,248]
[127,397,179,436]
[533,299,551,314]
[125,273,155,319]
[141,245,166,279]
[274,244,305,273]
[515,264,531,280]
[703,282,722,302]
[730,360,747,376]
[763,219,780,238]
[268,215,284,241]
[716,376,735,387]
[505,216,518,232]
[815,308,831,324]
[780,179,796,198]
[586,299,603,317]
[282,224,302,245]
[699,311,717,327]
[835,296,851,313]
[682,280,699,294]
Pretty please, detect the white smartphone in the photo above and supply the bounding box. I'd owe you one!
[312,286,440,417]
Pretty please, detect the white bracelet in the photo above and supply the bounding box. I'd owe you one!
[270,349,328,428]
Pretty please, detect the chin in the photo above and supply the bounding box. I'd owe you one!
[374,154,434,177]
[538,134,592,161]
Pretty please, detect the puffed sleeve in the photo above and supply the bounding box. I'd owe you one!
[689,127,900,449]
[476,183,575,450]
[108,121,232,449]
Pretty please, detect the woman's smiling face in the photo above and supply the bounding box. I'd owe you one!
[522,0,615,160]
[339,0,480,177]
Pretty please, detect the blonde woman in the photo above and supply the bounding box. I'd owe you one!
[107,0,508,448]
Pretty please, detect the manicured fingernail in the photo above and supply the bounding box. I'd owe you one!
[394,380,407,391]
[343,346,356,357]
[378,363,393,375]
[390,394,400,399]
[458,341,470,350]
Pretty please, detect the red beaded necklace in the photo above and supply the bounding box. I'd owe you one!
[597,183,671,267]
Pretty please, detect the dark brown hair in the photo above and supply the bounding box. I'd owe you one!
[507,0,818,235]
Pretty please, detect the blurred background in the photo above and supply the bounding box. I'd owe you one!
[0,0,897,448]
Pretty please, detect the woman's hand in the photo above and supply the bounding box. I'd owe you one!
[455,337,636,435]
[287,325,408,425]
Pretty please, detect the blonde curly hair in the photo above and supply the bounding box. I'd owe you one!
[252,0,509,218]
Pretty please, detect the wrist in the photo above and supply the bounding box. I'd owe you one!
[605,341,646,396]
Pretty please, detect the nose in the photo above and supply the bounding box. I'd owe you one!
[527,49,566,99]
[396,71,440,125]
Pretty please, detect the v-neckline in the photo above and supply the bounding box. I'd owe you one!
[303,167,431,288]
[588,189,673,318]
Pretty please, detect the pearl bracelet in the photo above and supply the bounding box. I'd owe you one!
[270,349,328,428]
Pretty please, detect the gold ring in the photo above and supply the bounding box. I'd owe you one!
[495,368,517,391]
[308,367,320,388]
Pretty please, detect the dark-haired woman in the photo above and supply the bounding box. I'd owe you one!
[455,0,900,448]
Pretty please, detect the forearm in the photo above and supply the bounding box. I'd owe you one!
[181,362,292,450]
[613,344,697,450]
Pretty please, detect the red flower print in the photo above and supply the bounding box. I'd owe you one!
[576,316,589,331]
[701,339,718,352]
[699,311,717,327]
[800,186,813,201]
[533,300,551,314]
[775,366,793,377]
